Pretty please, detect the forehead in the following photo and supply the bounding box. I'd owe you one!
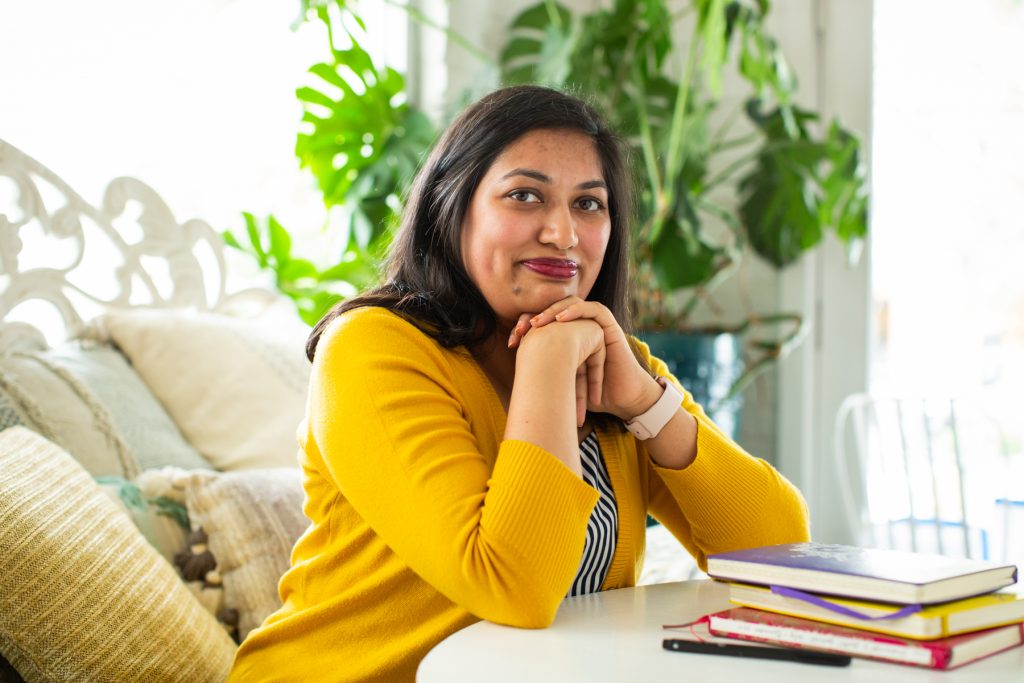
[485,128,604,181]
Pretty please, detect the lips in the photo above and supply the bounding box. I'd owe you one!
[521,258,579,279]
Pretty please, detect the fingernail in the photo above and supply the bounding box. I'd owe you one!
[530,315,541,325]
[555,310,567,320]
[507,332,517,348]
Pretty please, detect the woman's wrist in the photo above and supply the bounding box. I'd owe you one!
[617,374,665,421]
[645,409,698,470]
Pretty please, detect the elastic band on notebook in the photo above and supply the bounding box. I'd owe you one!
[769,585,923,620]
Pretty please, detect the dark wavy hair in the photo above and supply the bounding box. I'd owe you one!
[306,85,637,362]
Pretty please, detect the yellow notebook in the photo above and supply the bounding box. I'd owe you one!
[727,582,1024,640]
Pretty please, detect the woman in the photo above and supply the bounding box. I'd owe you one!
[230,85,809,682]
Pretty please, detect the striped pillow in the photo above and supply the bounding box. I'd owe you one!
[0,427,236,682]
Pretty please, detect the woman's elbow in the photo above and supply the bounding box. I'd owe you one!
[471,587,561,630]
[769,488,812,544]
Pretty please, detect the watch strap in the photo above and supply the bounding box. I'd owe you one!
[624,376,683,440]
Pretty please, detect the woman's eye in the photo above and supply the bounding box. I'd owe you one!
[509,190,540,203]
[577,197,604,212]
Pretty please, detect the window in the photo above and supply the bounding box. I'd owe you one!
[2,0,407,240]
[871,0,1024,563]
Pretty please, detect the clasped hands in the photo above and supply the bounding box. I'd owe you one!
[507,296,663,428]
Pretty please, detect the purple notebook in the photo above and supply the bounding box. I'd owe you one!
[707,543,1018,605]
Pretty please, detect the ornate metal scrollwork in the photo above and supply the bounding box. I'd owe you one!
[0,138,275,345]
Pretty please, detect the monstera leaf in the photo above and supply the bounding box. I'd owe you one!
[500,2,576,86]
[738,101,824,267]
[650,227,723,291]
[295,40,435,255]
[296,47,406,206]
[819,121,869,252]
[738,99,867,268]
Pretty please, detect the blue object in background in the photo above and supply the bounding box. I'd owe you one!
[638,331,744,441]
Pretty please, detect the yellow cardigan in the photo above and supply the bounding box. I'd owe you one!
[229,306,809,682]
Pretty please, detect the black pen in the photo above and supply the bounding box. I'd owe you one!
[663,638,852,667]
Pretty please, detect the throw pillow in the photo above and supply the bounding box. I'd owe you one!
[0,348,140,477]
[138,466,309,640]
[0,391,23,432]
[44,343,211,471]
[0,427,236,683]
[95,476,190,565]
[88,307,311,470]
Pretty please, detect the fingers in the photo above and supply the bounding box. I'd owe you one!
[530,298,621,344]
[574,344,605,427]
[528,296,585,328]
[507,312,533,348]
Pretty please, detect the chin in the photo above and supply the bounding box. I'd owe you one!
[519,290,585,315]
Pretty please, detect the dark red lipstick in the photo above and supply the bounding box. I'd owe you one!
[521,258,579,279]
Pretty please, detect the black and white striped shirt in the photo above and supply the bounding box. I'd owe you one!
[567,431,618,597]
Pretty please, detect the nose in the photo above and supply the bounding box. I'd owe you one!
[540,205,578,250]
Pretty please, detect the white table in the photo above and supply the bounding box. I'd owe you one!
[418,580,1024,682]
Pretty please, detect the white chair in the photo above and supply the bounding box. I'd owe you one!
[833,394,1013,561]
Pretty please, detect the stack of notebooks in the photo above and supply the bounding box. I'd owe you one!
[701,542,1023,670]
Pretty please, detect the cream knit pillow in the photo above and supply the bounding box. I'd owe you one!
[0,427,236,683]
[86,308,310,471]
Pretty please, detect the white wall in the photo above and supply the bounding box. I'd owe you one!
[773,1,873,544]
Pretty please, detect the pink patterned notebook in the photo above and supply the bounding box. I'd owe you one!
[707,607,1024,670]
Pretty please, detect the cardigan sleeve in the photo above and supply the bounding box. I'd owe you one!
[307,308,599,628]
[639,343,810,571]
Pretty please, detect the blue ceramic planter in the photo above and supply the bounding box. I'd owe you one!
[637,330,744,441]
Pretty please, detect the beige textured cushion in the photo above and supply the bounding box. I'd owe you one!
[87,308,310,471]
[0,427,236,683]
[139,467,309,640]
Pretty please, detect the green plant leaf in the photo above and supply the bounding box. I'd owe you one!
[738,99,868,267]
[697,0,729,96]
[650,224,722,290]
[500,2,576,86]
[296,42,409,207]
[739,102,825,266]
[819,120,869,256]
[268,214,292,266]
[508,1,571,31]
[221,230,241,250]
[242,211,267,267]
[279,258,318,282]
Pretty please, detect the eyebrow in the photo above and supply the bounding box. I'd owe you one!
[500,167,607,191]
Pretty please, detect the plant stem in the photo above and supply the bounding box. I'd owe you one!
[632,65,664,234]
[663,28,701,198]
[382,0,495,65]
[608,31,639,116]
[712,132,760,154]
[709,101,744,148]
[543,0,563,29]
[694,197,742,234]
[703,148,762,192]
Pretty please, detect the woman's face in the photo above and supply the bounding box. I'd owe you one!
[460,128,611,329]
